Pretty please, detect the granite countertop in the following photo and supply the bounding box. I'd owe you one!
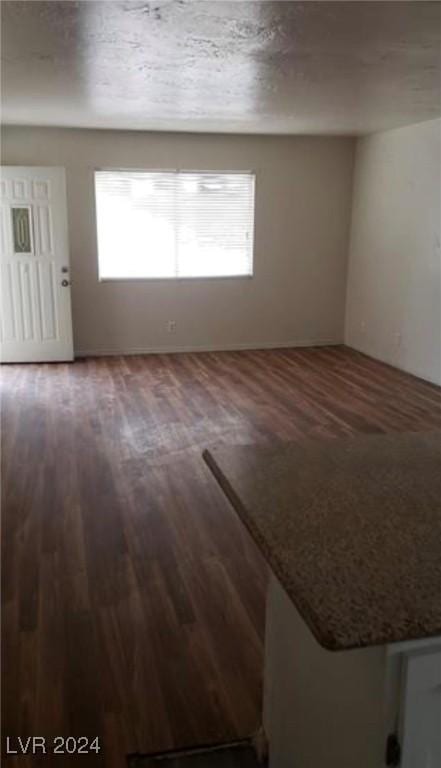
[203,431,441,651]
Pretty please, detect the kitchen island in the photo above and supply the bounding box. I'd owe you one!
[204,431,441,768]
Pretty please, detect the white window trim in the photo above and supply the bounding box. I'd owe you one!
[94,168,256,282]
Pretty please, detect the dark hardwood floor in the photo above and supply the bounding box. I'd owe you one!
[2,346,441,766]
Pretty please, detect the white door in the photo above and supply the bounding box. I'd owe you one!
[0,166,73,362]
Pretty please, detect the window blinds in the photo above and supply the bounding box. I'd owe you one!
[95,170,255,279]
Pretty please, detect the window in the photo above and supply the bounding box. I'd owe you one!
[94,170,255,280]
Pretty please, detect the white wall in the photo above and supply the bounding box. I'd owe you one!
[345,118,441,385]
[2,127,354,356]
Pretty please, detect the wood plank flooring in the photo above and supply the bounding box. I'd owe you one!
[2,346,441,767]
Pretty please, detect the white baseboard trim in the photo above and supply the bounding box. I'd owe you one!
[75,338,342,359]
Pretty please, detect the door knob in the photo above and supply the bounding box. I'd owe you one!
[61,279,70,287]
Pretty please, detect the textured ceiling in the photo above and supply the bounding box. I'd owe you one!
[1,1,441,134]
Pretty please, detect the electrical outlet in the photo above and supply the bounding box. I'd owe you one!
[167,320,176,333]
[395,332,402,348]
[360,320,366,334]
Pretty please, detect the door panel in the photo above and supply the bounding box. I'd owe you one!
[36,204,54,256]
[1,264,15,341]
[0,166,73,362]
[38,262,57,340]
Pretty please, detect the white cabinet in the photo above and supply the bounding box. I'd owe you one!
[264,575,441,768]
[399,643,441,768]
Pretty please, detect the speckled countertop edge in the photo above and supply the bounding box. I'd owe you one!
[203,435,441,652]
[203,447,343,651]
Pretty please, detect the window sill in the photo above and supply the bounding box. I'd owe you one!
[98,275,254,283]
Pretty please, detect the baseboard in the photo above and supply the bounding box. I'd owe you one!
[75,338,342,359]
[344,343,441,387]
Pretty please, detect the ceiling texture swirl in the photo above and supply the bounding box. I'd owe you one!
[1,1,441,134]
